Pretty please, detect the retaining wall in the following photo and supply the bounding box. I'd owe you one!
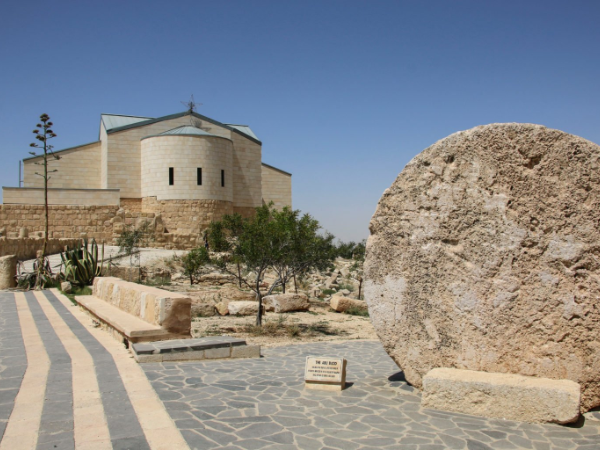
[0,237,82,260]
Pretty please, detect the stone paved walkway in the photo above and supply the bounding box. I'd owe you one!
[1,289,600,449]
[0,290,187,449]
[143,341,600,450]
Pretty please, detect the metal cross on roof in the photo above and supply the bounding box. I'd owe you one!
[181,95,202,114]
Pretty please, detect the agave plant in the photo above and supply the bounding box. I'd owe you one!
[61,238,104,286]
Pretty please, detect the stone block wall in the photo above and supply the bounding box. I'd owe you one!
[0,237,82,260]
[120,198,142,212]
[103,116,222,198]
[141,134,233,201]
[141,197,233,235]
[2,187,120,206]
[0,204,119,241]
[231,133,263,209]
[24,141,102,189]
[261,163,292,209]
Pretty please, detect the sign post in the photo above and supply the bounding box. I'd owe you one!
[304,356,347,391]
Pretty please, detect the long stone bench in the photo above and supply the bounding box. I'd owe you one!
[75,276,191,344]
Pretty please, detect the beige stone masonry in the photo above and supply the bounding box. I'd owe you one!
[422,368,581,424]
[75,295,174,343]
[141,197,232,235]
[231,132,262,209]
[3,187,120,206]
[141,134,233,202]
[261,163,292,209]
[103,115,231,198]
[330,296,368,313]
[0,204,119,241]
[0,237,81,259]
[92,277,191,335]
[263,293,310,313]
[24,141,102,190]
[0,255,17,289]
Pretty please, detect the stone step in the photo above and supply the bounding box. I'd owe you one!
[131,336,261,363]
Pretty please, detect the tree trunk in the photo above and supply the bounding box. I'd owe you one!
[36,144,49,290]
[237,262,242,288]
[293,274,298,294]
[255,290,263,326]
[358,277,363,300]
[282,282,286,294]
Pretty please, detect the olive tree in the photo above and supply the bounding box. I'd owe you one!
[210,203,334,326]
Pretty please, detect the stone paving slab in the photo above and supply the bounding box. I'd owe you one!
[133,337,248,355]
[133,337,260,363]
[142,340,600,450]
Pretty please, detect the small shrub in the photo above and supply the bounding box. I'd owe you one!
[345,306,369,317]
[61,285,92,305]
[286,325,301,337]
[322,288,336,296]
[307,320,334,335]
[337,283,354,292]
[181,247,210,285]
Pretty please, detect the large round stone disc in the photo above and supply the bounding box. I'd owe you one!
[365,123,600,412]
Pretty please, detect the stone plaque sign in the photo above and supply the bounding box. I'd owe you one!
[304,356,347,391]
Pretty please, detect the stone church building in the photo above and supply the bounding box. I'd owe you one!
[1,110,292,248]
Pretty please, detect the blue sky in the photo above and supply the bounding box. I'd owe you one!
[1,1,598,242]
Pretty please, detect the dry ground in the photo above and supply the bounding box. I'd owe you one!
[190,298,377,348]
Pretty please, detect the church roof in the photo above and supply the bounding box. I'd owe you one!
[101,111,261,145]
[158,125,218,137]
[101,114,153,131]
[224,124,259,141]
[141,125,229,140]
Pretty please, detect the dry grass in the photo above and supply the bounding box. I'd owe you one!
[236,316,340,339]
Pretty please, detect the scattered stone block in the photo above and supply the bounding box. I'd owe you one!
[198,272,235,285]
[311,288,323,298]
[330,296,368,313]
[422,368,581,424]
[324,270,339,289]
[191,303,216,317]
[228,301,262,316]
[60,281,72,294]
[263,293,310,313]
[0,255,17,290]
[215,301,230,316]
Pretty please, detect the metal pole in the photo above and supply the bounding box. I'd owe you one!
[19,160,22,187]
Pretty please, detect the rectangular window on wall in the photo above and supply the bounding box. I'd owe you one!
[221,170,225,187]
[197,168,202,185]
[169,167,174,185]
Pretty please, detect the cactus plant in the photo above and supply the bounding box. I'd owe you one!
[60,238,104,286]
